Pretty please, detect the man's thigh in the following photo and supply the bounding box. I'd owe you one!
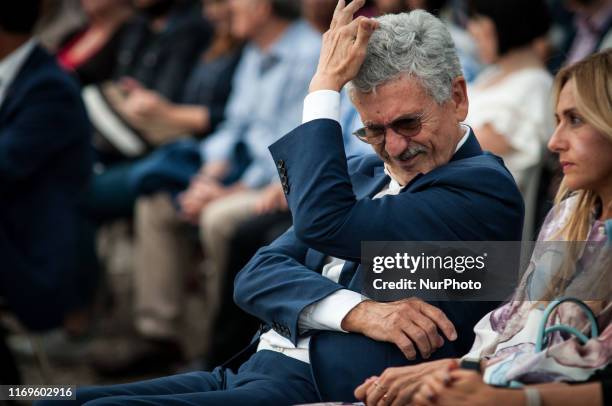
[34,369,224,406]
[82,385,316,406]
[37,351,319,406]
[81,352,320,406]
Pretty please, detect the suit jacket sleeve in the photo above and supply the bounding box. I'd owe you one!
[234,226,345,345]
[268,119,524,262]
[0,76,90,191]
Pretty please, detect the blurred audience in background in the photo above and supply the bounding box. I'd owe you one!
[0,0,92,384]
[88,0,322,377]
[83,0,212,224]
[464,0,554,239]
[0,0,610,398]
[36,0,87,51]
[56,0,134,86]
[202,0,379,369]
[110,0,211,102]
[118,0,242,142]
[562,0,612,66]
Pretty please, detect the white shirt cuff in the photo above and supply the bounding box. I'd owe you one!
[298,289,365,333]
[302,90,341,124]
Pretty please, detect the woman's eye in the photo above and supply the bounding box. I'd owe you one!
[569,114,583,126]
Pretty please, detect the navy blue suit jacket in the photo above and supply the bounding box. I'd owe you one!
[235,119,524,401]
[0,45,92,331]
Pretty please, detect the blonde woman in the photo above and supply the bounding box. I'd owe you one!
[355,49,612,406]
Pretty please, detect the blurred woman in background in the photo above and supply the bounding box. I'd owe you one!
[56,0,133,85]
[465,0,555,240]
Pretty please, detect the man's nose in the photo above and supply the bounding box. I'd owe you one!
[384,129,410,157]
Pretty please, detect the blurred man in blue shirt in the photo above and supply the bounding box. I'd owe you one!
[92,0,322,376]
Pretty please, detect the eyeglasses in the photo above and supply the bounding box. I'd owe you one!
[353,113,424,145]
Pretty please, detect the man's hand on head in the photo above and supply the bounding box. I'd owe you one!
[309,0,379,92]
[340,298,457,360]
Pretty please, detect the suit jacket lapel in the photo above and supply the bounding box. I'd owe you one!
[450,129,482,162]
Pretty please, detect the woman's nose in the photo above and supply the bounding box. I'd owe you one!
[547,124,567,154]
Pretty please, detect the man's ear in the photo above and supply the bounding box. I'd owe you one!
[451,76,469,122]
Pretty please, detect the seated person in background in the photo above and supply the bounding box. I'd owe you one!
[56,0,133,86]
[562,0,612,67]
[90,0,321,376]
[82,0,212,221]
[118,0,243,146]
[0,0,92,332]
[109,0,211,104]
[355,49,612,406]
[204,66,375,373]
[200,0,373,368]
[35,0,87,52]
[52,3,524,404]
[465,0,555,240]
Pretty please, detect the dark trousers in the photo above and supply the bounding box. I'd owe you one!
[36,350,318,406]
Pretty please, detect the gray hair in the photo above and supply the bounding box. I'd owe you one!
[349,10,462,104]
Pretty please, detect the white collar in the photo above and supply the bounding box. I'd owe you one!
[384,124,472,189]
[0,39,37,95]
[455,123,471,152]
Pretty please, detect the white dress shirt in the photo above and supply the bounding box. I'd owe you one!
[0,39,36,110]
[257,90,470,364]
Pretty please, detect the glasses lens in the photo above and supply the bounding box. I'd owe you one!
[353,127,385,144]
[392,117,421,137]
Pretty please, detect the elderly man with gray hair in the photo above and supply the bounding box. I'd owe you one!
[44,2,523,405]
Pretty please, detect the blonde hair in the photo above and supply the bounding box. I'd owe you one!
[538,50,612,301]
[552,49,612,241]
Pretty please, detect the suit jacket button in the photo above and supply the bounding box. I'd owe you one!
[276,160,285,169]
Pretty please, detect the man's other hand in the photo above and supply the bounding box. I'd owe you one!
[309,0,379,92]
[341,298,457,359]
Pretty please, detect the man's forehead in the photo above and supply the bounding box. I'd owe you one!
[352,77,431,124]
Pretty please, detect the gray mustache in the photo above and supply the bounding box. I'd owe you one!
[395,145,427,161]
